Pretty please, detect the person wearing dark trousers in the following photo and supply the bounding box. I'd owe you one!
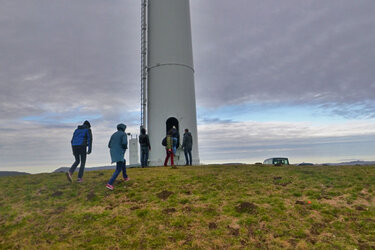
[139,128,151,168]
[182,128,193,166]
[106,123,129,190]
[66,120,92,183]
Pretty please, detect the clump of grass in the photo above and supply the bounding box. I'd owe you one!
[0,164,374,249]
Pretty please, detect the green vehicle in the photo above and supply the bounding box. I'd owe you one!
[263,157,289,166]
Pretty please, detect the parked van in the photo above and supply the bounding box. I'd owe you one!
[263,157,289,166]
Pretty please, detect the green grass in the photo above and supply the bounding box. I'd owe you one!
[0,164,374,249]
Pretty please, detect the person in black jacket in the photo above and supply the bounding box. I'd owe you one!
[182,128,193,166]
[139,128,151,168]
[66,120,92,183]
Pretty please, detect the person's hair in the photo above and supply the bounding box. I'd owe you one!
[141,128,146,134]
[83,120,91,128]
[185,128,189,132]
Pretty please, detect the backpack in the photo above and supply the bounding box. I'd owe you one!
[161,137,167,146]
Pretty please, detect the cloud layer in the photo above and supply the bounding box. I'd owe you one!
[192,0,375,112]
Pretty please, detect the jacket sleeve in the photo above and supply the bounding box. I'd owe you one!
[87,129,93,151]
[147,135,151,150]
[71,129,76,145]
[182,134,186,147]
[108,136,112,148]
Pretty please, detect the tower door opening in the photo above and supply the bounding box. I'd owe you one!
[166,117,180,146]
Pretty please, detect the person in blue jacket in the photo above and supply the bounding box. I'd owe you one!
[106,123,129,190]
[66,120,92,183]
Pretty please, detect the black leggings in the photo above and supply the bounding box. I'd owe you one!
[69,145,87,178]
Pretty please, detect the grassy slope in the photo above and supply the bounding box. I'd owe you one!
[0,165,374,249]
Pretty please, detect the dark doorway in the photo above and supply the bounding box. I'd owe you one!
[166,117,180,146]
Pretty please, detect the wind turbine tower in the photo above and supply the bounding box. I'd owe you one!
[141,0,200,166]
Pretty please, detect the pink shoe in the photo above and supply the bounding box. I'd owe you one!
[77,178,83,183]
[124,177,130,181]
[106,184,114,190]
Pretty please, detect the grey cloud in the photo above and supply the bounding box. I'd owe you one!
[198,117,234,125]
[191,0,375,114]
[320,102,375,119]
[0,0,140,122]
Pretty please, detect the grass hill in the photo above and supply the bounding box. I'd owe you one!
[0,164,374,249]
[0,171,30,177]
[53,164,141,173]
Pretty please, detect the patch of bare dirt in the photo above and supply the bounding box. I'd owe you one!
[235,202,257,214]
[275,181,292,186]
[85,206,106,214]
[87,191,96,201]
[163,208,177,214]
[51,191,63,197]
[208,222,217,230]
[157,190,174,200]
[320,195,351,208]
[36,188,48,195]
[182,206,192,212]
[49,206,66,215]
[310,223,325,235]
[227,225,240,236]
[295,200,305,205]
[355,205,367,211]
[358,241,375,250]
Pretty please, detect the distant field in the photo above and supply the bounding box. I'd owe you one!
[0,164,374,249]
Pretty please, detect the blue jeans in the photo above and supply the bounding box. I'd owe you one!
[108,160,127,185]
[172,137,177,154]
[140,146,149,167]
[184,148,192,165]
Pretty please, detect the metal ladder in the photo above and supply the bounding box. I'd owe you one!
[140,0,148,129]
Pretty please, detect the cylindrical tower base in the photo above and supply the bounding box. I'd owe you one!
[146,0,199,166]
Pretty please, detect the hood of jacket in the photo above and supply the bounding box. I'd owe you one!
[117,123,127,132]
[83,120,91,128]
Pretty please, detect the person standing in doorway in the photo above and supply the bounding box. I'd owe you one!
[139,128,151,168]
[182,128,193,165]
[66,120,92,183]
[164,129,175,166]
[106,123,129,190]
[171,125,179,152]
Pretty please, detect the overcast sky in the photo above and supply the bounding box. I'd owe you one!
[1,0,375,173]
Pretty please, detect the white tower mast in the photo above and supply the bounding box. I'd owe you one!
[146,0,200,165]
